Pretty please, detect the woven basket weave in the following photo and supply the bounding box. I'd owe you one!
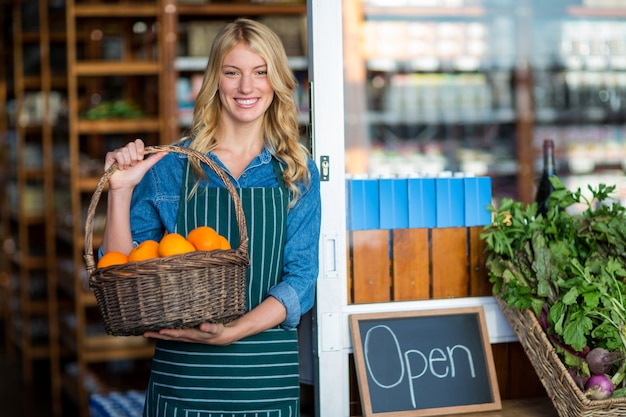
[496,296,626,417]
[84,145,250,336]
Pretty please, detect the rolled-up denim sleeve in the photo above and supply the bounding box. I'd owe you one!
[268,283,301,329]
[267,159,321,330]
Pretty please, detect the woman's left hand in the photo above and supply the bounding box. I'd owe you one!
[144,322,236,345]
[143,297,287,345]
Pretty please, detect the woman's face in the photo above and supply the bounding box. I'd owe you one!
[218,41,274,127]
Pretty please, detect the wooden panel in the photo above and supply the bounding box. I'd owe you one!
[177,3,307,16]
[75,61,161,75]
[469,226,492,296]
[491,343,511,399]
[77,118,161,133]
[74,3,159,17]
[508,342,547,399]
[391,228,429,301]
[347,231,353,303]
[350,230,391,303]
[431,228,468,298]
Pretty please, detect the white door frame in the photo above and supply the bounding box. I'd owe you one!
[307,2,517,415]
[307,1,351,414]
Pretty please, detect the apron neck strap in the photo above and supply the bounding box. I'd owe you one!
[271,158,286,190]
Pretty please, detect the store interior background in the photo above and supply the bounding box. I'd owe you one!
[2,0,626,416]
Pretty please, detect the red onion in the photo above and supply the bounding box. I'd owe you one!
[585,374,614,400]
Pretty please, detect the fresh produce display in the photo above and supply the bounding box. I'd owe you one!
[96,226,231,268]
[83,99,144,119]
[482,177,626,400]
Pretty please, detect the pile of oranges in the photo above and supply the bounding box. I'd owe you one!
[97,226,230,268]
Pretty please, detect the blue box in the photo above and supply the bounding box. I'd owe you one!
[407,177,436,228]
[379,178,409,229]
[436,176,465,227]
[464,176,492,226]
[347,177,380,230]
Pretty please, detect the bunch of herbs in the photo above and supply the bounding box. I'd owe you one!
[482,177,626,388]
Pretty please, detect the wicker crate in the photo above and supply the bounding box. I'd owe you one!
[497,297,626,417]
[84,145,249,336]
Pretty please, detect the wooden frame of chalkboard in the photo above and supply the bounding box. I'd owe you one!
[350,307,501,416]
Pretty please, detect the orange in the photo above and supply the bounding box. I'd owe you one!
[217,235,231,250]
[187,226,221,252]
[158,232,196,257]
[97,251,129,268]
[128,239,160,262]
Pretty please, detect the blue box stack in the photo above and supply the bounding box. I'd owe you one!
[346,173,492,230]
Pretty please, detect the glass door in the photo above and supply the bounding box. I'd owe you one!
[309,1,517,415]
[310,1,626,415]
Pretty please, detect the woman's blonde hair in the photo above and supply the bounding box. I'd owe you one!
[181,18,310,206]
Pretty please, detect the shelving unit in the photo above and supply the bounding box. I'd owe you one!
[343,0,520,201]
[529,3,626,212]
[58,0,176,415]
[0,0,11,336]
[3,0,65,415]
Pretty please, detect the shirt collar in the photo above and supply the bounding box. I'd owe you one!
[174,142,273,166]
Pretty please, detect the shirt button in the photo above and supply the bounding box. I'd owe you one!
[241,173,247,178]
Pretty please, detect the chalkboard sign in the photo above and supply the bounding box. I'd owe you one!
[350,307,501,417]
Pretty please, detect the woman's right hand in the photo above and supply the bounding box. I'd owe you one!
[105,139,167,191]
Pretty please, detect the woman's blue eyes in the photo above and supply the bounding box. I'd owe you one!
[223,70,267,76]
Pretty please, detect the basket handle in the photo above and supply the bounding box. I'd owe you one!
[84,145,249,275]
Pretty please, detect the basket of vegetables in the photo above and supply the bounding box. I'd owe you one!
[483,177,626,417]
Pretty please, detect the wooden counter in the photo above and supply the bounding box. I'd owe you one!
[440,397,558,417]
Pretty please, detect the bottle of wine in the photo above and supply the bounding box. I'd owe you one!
[535,139,556,216]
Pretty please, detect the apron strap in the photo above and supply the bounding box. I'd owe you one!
[271,157,287,190]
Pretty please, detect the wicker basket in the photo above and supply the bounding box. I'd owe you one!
[84,145,250,336]
[496,296,626,417]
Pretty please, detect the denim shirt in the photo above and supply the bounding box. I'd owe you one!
[123,145,321,330]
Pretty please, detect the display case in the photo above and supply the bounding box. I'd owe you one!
[343,0,626,205]
[344,0,519,202]
[529,1,626,210]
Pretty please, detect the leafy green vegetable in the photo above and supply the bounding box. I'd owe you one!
[482,177,626,387]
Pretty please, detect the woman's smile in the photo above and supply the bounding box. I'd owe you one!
[235,97,260,106]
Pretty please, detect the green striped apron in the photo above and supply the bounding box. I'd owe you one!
[143,159,300,417]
